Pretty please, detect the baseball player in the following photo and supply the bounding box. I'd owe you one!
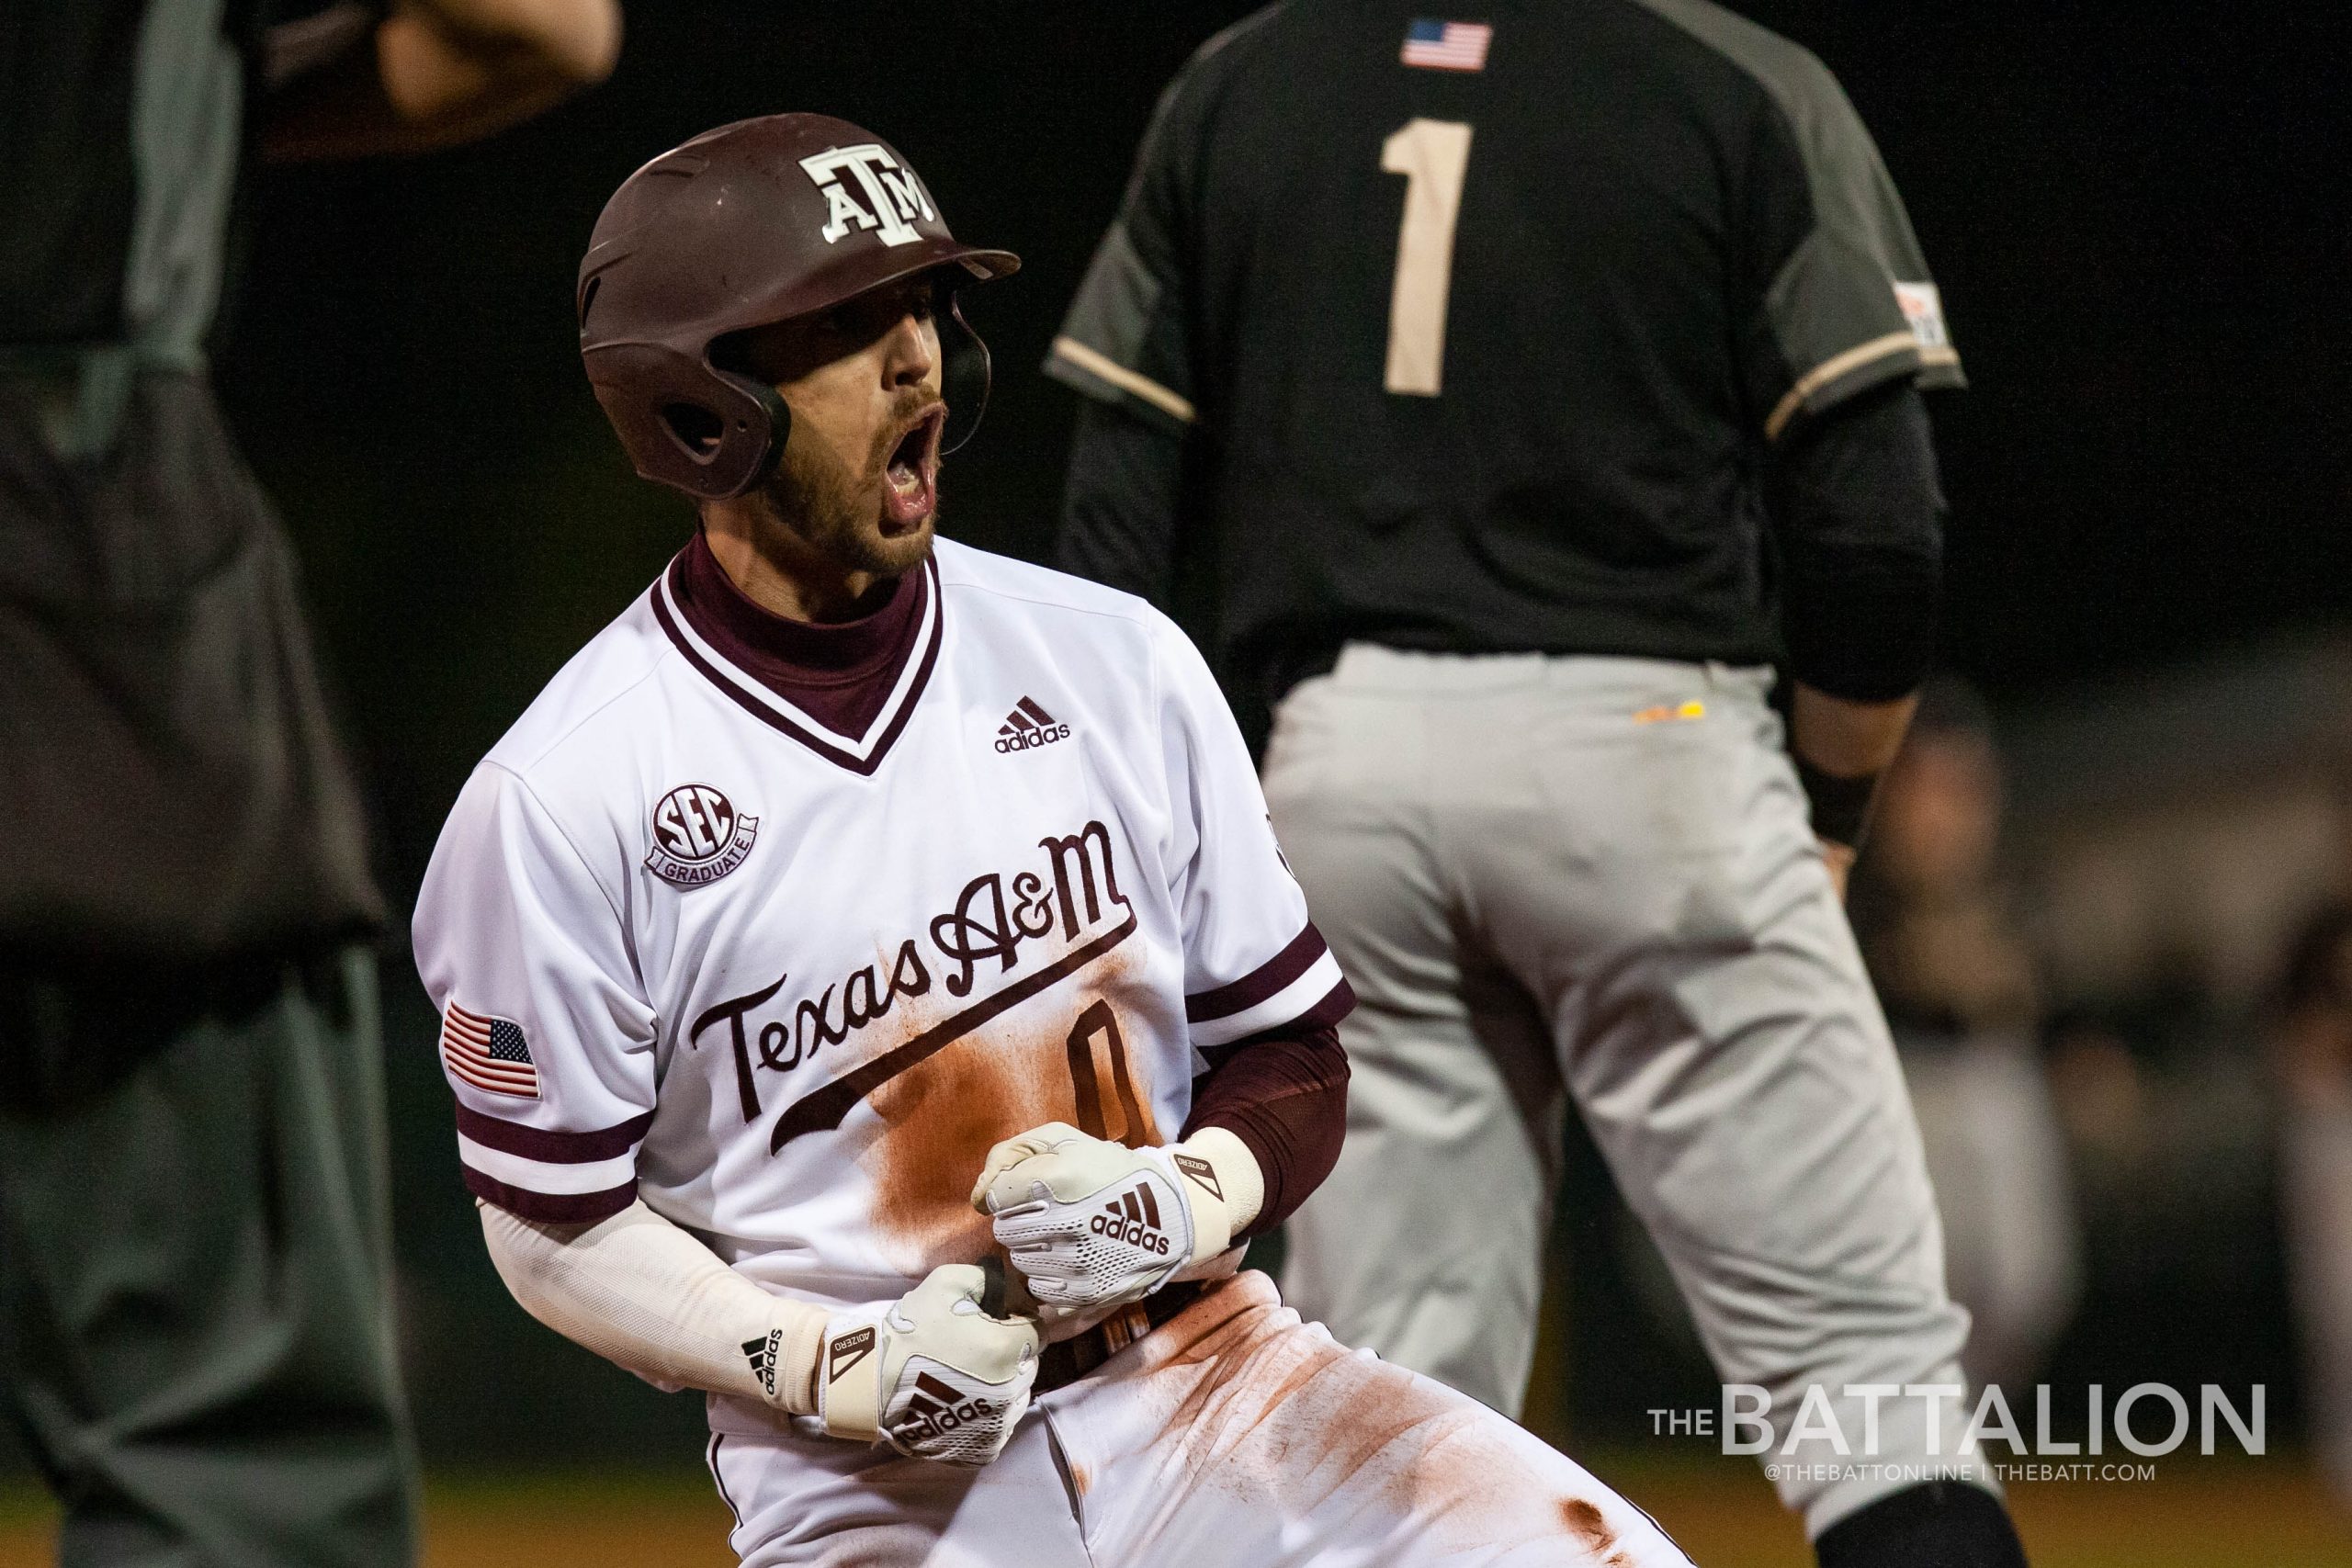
[413,113,1694,1566]
[1047,3,2028,1565]
[2,3,614,1562]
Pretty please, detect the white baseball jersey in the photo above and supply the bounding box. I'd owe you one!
[413,536,1345,1318]
[414,535,1698,1568]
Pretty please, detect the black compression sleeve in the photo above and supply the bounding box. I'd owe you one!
[1057,396,1187,605]
[1770,382,1947,703]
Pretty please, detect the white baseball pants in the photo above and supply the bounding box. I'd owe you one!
[1266,645,1983,1537]
[705,1271,1690,1566]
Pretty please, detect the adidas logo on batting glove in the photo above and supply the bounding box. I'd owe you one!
[819,1264,1040,1466]
[970,1122,1241,1321]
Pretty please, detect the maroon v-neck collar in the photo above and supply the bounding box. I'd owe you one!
[650,531,943,775]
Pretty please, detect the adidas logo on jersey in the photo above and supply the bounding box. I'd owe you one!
[895,1371,1001,1441]
[1090,1183,1171,1255]
[742,1328,783,1399]
[994,696,1072,752]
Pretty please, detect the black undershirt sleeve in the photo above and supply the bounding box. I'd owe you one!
[1057,395,1188,606]
[1769,382,1948,703]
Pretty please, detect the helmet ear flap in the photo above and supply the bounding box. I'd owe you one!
[697,369,790,498]
[939,292,993,456]
[582,343,787,500]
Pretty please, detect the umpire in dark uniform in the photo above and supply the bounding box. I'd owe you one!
[1048,1,2027,1563]
[0,3,616,1562]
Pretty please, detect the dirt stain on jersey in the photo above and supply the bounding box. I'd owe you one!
[1157,1285,1449,1517]
[858,948,1155,1273]
[1137,1279,1649,1561]
[1561,1498,1634,1566]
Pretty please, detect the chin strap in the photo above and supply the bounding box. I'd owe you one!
[939,290,993,454]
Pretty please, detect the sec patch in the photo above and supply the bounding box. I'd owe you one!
[647,783,759,887]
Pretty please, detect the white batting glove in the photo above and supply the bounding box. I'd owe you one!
[818,1264,1040,1466]
[970,1122,1248,1322]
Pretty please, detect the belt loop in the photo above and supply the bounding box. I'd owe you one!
[1099,1302,1152,1355]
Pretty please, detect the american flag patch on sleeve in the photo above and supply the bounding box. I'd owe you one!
[441,1002,540,1099]
[1401,18,1492,72]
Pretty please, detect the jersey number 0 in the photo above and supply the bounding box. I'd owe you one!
[1067,999,1151,1148]
[1380,118,1474,397]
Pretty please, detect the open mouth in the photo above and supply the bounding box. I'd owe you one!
[882,406,946,530]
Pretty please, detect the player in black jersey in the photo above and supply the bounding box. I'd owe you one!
[1050,3,2027,1564]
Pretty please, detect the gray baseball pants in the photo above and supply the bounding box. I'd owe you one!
[1267,645,1982,1536]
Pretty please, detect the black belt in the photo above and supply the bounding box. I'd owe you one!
[1034,1281,1207,1393]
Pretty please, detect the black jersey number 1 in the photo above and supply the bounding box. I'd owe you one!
[1380,118,1475,397]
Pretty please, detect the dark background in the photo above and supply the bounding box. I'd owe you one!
[222,0,2351,912]
[205,1,2346,1461]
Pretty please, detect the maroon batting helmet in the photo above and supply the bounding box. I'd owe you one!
[577,113,1020,501]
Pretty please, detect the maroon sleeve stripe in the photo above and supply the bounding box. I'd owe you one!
[462,1164,639,1226]
[454,1104,655,1164]
[1183,924,1330,1023]
[1293,975,1356,1032]
[1195,978,1358,1068]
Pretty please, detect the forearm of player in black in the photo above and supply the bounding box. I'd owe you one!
[1057,396,1188,604]
[1770,381,1945,705]
[1182,1024,1350,1239]
[258,0,620,163]
[1770,382,1946,847]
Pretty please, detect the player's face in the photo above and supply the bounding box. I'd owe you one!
[734,276,948,579]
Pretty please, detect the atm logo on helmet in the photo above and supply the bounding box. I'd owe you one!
[799,144,936,248]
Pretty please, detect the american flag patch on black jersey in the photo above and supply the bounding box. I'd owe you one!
[1401,18,1491,71]
[441,1003,539,1099]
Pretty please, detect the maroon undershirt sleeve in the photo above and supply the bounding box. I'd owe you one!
[1181,1023,1350,1239]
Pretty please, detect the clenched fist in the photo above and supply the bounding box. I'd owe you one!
[970,1122,1250,1322]
[819,1264,1040,1466]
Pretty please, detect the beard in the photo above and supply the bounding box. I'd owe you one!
[754,397,938,581]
